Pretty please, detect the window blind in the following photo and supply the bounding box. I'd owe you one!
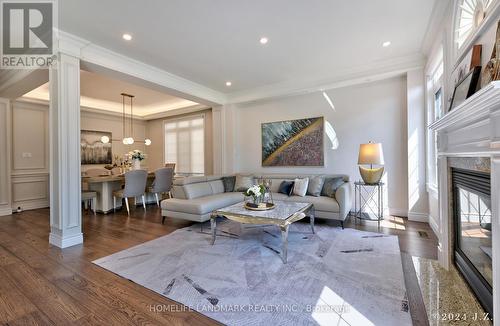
[164,115,205,175]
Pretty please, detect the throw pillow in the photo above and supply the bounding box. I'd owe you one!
[321,177,344,198]
[278,181,295,196]
[307,175,325,197]
[234,175,254,192]
[293,178,309,197]
[221,176,236,192]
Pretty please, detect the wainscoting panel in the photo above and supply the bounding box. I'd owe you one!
[11,174,49,210]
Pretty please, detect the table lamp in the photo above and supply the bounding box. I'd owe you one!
[358,142,384,184]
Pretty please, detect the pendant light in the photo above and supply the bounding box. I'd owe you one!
[101,93,151,146]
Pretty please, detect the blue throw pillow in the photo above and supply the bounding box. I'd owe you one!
[278,181,295,196]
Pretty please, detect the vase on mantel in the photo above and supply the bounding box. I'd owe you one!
[132,159,141,170]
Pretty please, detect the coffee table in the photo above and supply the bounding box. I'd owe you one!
[210,200,314,263]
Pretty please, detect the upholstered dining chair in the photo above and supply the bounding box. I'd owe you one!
[164,162,176,171]
[113,170,148,215]
[81,191,97,215]
[148,167,174,206]
[85,168,111,177]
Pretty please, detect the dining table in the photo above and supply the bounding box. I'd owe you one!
[82,172,157,214]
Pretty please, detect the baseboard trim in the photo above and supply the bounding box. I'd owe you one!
[0,206,12,216]
[407,212,429,222]
[12,200,49,212]
[428,215,440,238]
[49,232,83,248]
[388,208,408,217]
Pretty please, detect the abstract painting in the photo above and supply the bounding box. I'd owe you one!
[81,130,112,164]
[262,117,324,166]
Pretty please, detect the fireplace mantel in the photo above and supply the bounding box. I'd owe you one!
[429,81,500,157]
[429,80,500,321]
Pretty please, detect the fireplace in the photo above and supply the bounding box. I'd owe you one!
[452,168,492,315]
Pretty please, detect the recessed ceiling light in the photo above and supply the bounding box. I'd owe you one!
[382,41,391,47]
[226,81,232,86]
[122,33,132,41]
[259,37,268,44]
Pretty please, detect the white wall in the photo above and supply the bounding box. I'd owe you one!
[231,76,409,214]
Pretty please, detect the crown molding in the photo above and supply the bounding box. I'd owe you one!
[142,104,209,121]
[226,53,426,104]
[421,0,452,56]
[58,31,227,106]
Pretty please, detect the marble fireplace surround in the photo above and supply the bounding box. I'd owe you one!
[430,81,500,321]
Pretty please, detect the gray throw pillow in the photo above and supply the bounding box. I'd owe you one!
[221,176,236,192]
[234,175,254,192]
[307,176,325,197]
[321,177,344,198]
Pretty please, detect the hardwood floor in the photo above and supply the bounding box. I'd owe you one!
[0,205,437,325]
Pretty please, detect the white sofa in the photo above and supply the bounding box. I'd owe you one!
[161,174,351,228]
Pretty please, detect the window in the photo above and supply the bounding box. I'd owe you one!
[455,0,494,49]
[164,115,205,175]
[426,49,444,190]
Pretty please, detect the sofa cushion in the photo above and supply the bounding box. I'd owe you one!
[278,181,294,196]
[307,175,325,197]
[321,177,344,197]
[235,175,254,192]
[221,176,236,192]
[183,182,213,199]
[293,178,309,197]
[209,180,225,194]
[282,194,340,212]
[162,192,243,215]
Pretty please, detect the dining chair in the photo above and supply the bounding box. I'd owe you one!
[148,167,174,206]
[85,168,111,177]
[164,162,176,171]
[113,170,148,215]
[81,191,97,215]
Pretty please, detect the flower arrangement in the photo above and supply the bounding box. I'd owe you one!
[244,184,266,203]
[129,150,146,161]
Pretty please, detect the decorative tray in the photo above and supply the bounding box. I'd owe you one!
[244,202,275,211]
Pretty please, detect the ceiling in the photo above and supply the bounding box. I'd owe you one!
[23,70,199,116]
[59,0,437,94]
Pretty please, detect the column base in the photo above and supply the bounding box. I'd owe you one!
[49,232,83,248]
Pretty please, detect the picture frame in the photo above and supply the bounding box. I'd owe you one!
[261,117,324,167]
[448,44,482,108]
[449,66,482,111]
[81,130,113,164]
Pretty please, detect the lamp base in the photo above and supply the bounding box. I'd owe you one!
[359,166,384,184]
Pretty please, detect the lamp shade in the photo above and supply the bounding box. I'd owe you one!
[358,142,384,165]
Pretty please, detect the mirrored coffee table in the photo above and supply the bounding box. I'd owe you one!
[211,200,314,263]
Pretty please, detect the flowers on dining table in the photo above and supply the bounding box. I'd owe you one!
[128,150,146,161]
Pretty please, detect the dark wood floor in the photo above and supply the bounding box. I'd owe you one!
[0,205,438,325]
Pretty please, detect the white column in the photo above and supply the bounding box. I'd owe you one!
[0,98,12,216]
[212,105,224,175]
[48,53,83,248]
[491,156,500,323]
[406,69,429,221]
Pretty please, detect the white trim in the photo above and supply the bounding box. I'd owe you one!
[0,207,12,216]
[388,208,408,217]
[227,53,425,104]
[408,212,430,222]
[428,214,440,238]
[49,232,83,248]
[58,31,226,106]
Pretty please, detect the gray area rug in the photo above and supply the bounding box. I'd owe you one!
[93,220,411,325]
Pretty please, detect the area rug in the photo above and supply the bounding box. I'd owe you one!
[93,220,411,325]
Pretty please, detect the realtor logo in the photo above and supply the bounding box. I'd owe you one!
[1,0,56,69]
